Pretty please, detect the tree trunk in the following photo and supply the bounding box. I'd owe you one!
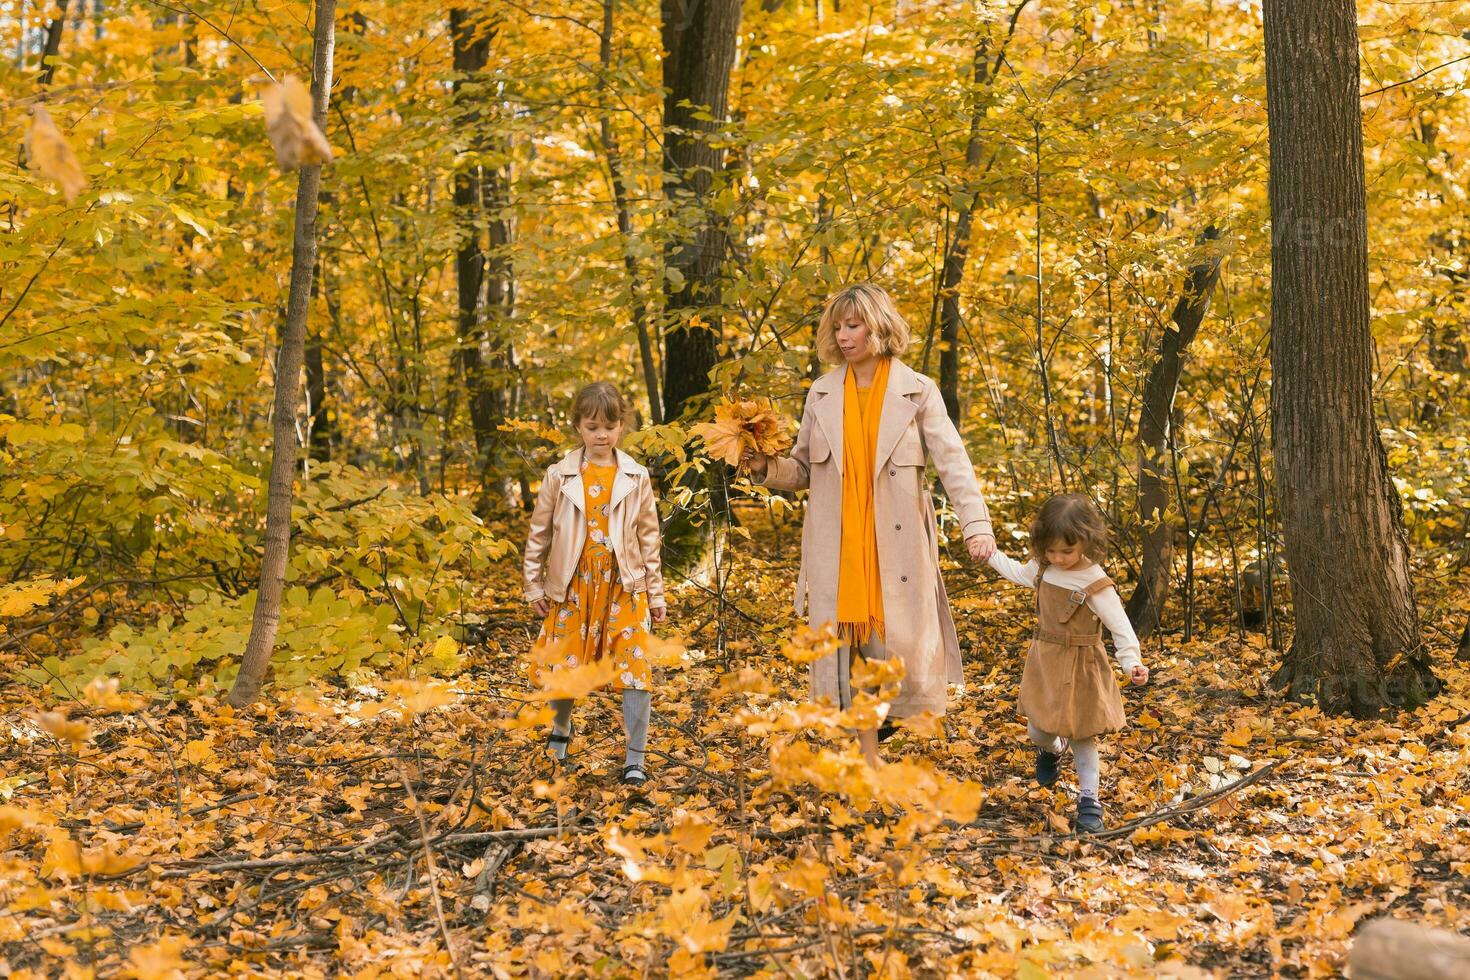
[228,0,336,708]
[1262,0,1435,716]
[450,8,516,475]
[600,0,662,425]
[937,38,991,425]
[38,0,72,86]
[659,0,743,421]
[1125,225,1223,636]
[305,259,337,463]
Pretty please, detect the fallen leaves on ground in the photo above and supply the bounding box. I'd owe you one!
[1,510,1467,977]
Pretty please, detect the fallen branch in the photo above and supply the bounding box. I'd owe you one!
[1091,757,1285,841]
[399,760,461,976]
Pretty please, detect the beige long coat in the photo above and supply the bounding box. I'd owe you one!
[760,359,992,716]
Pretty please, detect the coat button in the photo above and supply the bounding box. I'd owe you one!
[890,469,896,476]
[895,523,902,530]
[900,575,908,583]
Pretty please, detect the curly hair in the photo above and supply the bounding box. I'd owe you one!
[814,283,913,364]
[1029,493,1109,564]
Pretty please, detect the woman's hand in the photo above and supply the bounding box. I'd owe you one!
[651,605,667,624]
[965,533,996,562]
[531,597,550,617]
[1129,664,1150,686]
[739,449,768,476]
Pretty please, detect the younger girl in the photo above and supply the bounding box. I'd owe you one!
[523,382,667,786]
[986,493,1147,832]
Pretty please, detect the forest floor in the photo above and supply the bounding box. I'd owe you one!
[2,508,1469,978]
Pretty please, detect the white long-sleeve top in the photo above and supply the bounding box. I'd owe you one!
[987,551,1143,672]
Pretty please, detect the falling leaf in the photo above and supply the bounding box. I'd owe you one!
[261,75,333,170]
[711,666,772,698]
[81,677,146,713]
[26,106,87,202]
[35,710,89,750]
[125,933,188,979]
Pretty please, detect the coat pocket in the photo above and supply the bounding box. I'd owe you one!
[890,429,926,494]
[892,430,925,466]
[810,429,832,463]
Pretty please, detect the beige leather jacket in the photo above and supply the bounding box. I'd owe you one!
[523,448,667,610]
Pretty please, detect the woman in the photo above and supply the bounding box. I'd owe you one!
[744,283,996,764]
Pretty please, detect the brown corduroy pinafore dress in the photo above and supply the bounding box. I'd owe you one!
[1018,573,1127,740]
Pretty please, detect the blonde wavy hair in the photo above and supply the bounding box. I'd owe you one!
[814,283,913,364]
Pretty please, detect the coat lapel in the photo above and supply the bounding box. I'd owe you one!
[558,448,586,509]
[608,449,643,510]
[812,367,846,476]
[874,359,922,472]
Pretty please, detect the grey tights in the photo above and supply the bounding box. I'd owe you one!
[1027,722,1101,799]
[549,690,651,769]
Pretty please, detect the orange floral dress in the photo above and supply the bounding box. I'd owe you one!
[529,460,653,692]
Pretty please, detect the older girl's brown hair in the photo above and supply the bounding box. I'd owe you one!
[1029,493,1109,564]
[571,381,628,427]
[814,283,913,363]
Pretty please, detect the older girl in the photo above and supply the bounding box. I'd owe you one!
[743,283,996,765]
[523,382,667,786]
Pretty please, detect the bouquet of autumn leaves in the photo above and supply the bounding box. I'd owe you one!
[692,398,793,469]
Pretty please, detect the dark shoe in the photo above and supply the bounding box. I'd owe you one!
[1075,796,1104,834]
[1035,748,1062,787]
[621,764,648,787]
[877,720,899,743]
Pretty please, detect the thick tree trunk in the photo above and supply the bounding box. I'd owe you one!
[659,0,742,421]
[1262,0,1435,716]
[1125,226,1222,636]
[228,0,336,708]
[450,8,516,472]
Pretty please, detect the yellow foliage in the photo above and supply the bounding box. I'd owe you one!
[691,398,793,466]
[0,576,84,618]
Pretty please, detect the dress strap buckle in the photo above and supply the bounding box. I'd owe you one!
[1069,589,1088,605]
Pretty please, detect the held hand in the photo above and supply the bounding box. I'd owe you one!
[531,597,550,617]
[1129,664,1150,686]
[650,605,667,624]
[739,449,768,477]
[966,532,996,562]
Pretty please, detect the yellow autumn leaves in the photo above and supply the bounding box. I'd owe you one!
[24,74,332,203]
[692,397,793,467]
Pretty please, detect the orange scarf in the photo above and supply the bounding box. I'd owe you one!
[836,357,890,646]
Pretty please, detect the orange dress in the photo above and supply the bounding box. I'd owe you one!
[529,461,653,692]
